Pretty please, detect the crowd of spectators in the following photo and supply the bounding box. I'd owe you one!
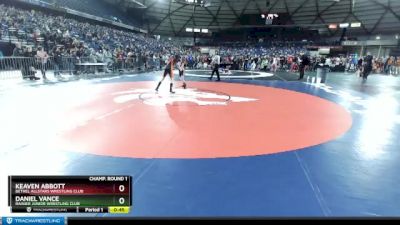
[0,4,185,73]
[189,50,400,76]
[181,42,309,72]
[313,55,400,75]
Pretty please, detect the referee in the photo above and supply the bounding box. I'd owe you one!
[298,52,310,80]
[209,52,221,81]
[362,52,373,81]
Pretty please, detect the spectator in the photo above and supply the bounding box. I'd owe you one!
[36,46,49,80]
[12,44,24,57]
[52,46,62,77]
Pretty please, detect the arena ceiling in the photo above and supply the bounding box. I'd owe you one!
[118,0,400,36]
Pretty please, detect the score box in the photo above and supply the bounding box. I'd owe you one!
[8,176,132,213]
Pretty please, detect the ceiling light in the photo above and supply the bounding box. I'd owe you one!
[329,24,337,29]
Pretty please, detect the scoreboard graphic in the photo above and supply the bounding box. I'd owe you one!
[8,176,132,214]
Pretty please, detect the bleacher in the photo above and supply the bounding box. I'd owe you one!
[41,0,139,27]
[390,47,400,57]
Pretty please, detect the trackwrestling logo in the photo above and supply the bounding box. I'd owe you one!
[112,88,258,106]
[2,217,64,225]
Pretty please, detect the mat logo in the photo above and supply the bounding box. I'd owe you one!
[6,217,13,224]
[112,88,258,106]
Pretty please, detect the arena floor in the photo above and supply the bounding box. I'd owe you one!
[1,69,400,217]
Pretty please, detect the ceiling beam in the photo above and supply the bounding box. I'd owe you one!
[267,0,279,14]
[150,4,188,34]
[371,0,400,22]
[223,0,240,20]
[369,8,389,34]
[204,7,221,30]
[231,0,252,25]
[283,0,296,24]
[320,0,340,14]
[192,5,197,27]
[143,0,158,13]
[350,13,372,35]
[168,0,177,35]
[178,16,194,34]
[252,0,263,15]
[308,0,337,36]
[332,12,352,37]
[124,0,147,8]
[310,0,334,36]
[291,0,311,16]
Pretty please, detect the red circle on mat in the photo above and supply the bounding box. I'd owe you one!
[57,81,352,159]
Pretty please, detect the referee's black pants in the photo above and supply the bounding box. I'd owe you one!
[299,65,305,80]
[210,64,220,81]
